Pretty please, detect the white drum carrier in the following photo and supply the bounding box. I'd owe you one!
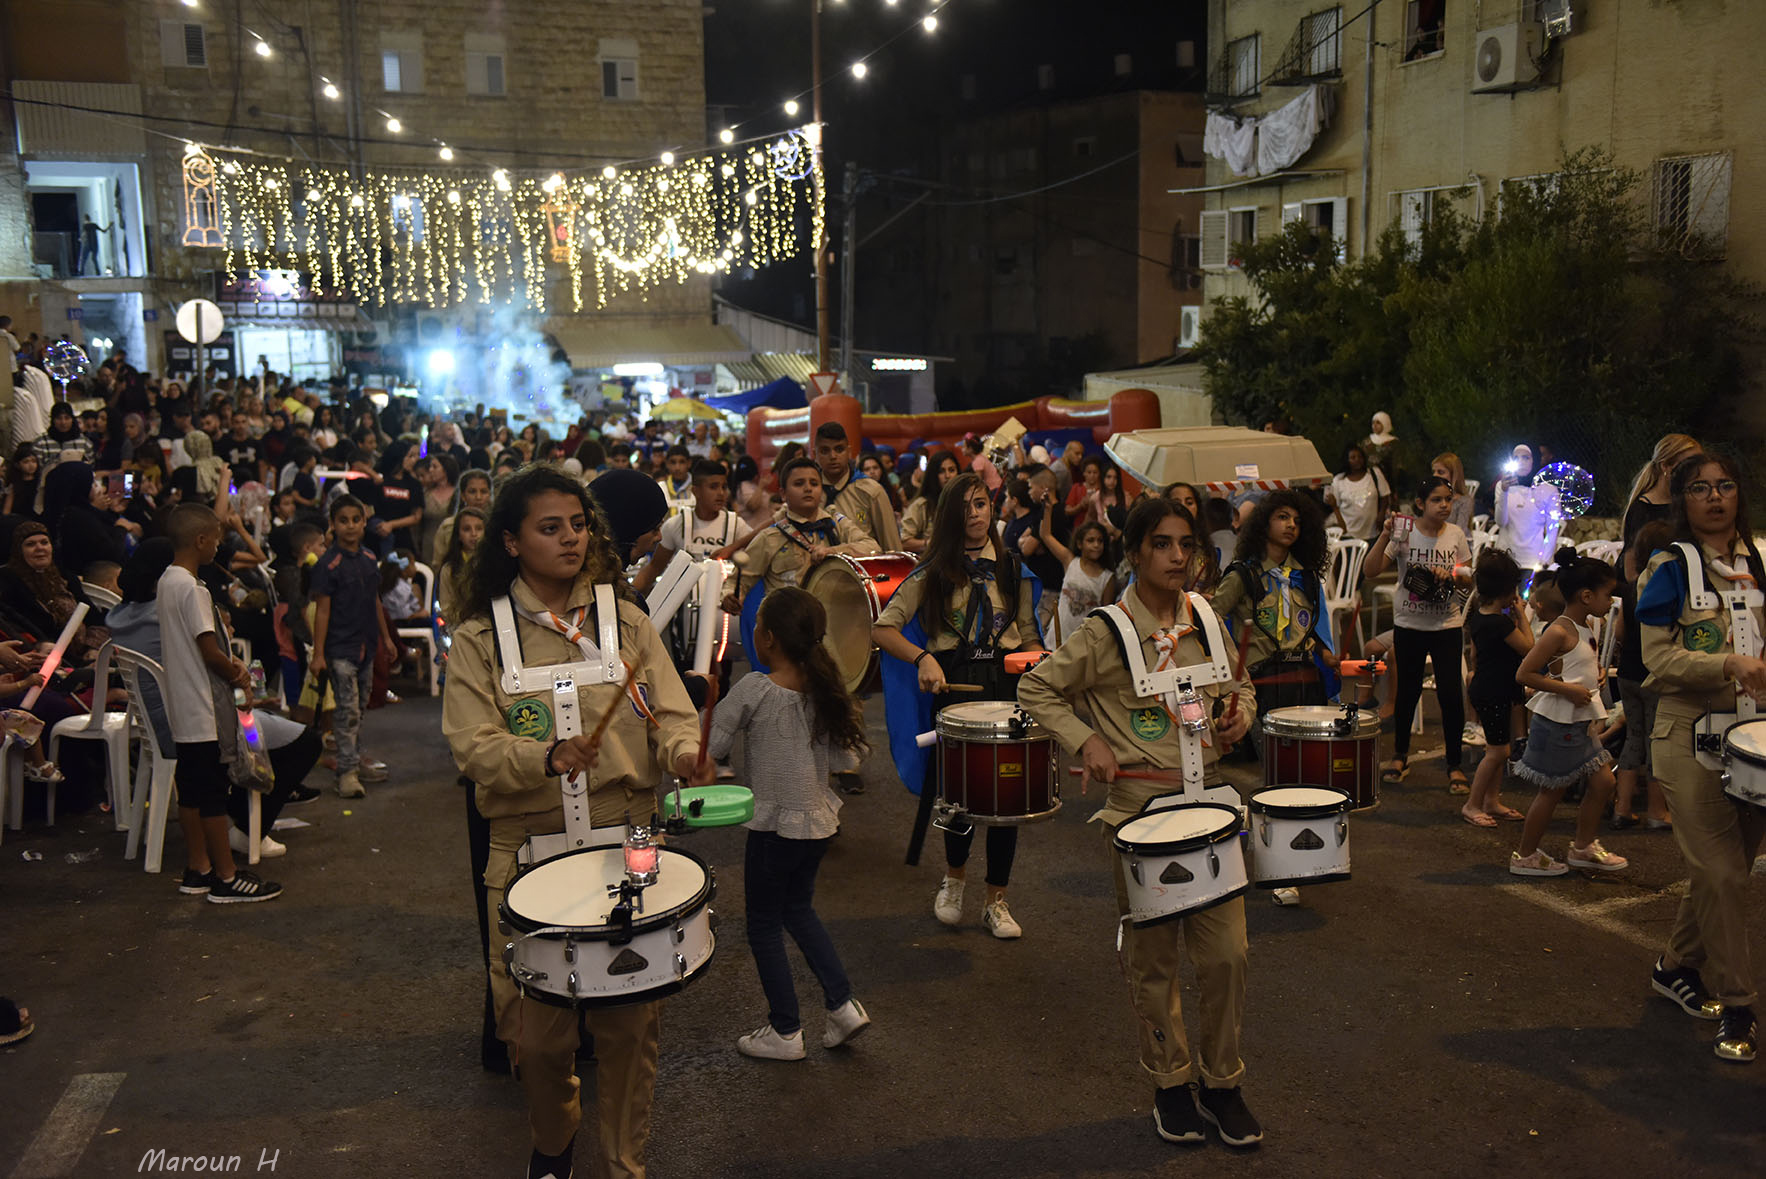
[1678,542,1764,801]
[489,584,719,1006]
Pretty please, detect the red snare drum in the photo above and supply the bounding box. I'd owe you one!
[803,552,916,696]
[1260,705,1381,811]
[936,700,1061,825]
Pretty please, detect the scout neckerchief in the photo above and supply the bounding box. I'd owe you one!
[958,545,1007,658]
[1676,540,1763,767]
[823,468,851,507]
[776,513,838,554]
[1264,560,1304,640]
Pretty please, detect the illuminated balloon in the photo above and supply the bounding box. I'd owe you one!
[1537,461,1595,520]
[43,340,89,388]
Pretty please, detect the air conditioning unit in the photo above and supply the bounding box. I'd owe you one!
[1471,23,1544,93]
[1178,305,1201,350]
[1538,0,1575,39]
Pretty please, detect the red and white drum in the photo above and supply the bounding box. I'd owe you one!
[936,700,1061,825]
[1261,704,1381,811]
[804,552,916,696]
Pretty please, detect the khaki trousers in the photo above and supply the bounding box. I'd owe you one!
[1653,710,1766,1007]
[486,833,661,1179]
[1105,820,1248,1089]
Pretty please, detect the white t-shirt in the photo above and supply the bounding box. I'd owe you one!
[658,509,739,558]
[1057,558,1113,645]
[1391,523,1471,632]
[1328,469,1389,540]
[156,565,221,743]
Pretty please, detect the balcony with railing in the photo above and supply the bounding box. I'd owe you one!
[1271,8,1344,85]
[1206,34,1261,106]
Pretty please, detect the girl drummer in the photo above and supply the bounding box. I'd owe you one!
[442,466,712,1179]
[1017,497,1263,1147]
[873,471,1044,939]
[1635,452,1766,1063]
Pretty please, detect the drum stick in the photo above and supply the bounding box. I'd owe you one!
[1067,766,1188,787]
[941,683,985,693]
[710,509,785,561]
[1220,623,1253,737]
[914,730,937,748]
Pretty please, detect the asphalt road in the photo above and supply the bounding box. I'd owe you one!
[3,690,1763,1179]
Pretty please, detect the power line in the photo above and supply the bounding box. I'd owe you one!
[882,150,1140,207]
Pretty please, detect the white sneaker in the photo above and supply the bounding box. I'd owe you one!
[933,877,964,926]
[1271,886,1300,906]
[1461,723,1486,747]
[736,1022,805,1061]
[336,770,365,798]
[822,999,872,1049]
[228,827,287,859]
[983,898,1022,939]
[1567,840,1628,872]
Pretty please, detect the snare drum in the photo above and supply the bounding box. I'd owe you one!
[499,846,716,1008]
[1112,801,1247,926]
[936,700,1060,824]
[1261,705,1381,811]
[1721,718,1766,808]
[1247,786,1351,887]
[803,552,916,695]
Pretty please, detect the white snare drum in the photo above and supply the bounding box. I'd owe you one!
[1721,718,1766,808]
[1247,786,1351,888]
[1112,801,1247,926]
[499,846,716,1008]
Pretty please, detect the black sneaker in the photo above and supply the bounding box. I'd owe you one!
[527,1134,574,1179]
[284,785,322,805]
[833,771,865,796]
[1715,1006,1758,1063]
[178,868,215,895]
[1196,1084,1263,1147]
[1651,957,1723,1020]
[1152,1084,1205,1144]
[207,870,283,904]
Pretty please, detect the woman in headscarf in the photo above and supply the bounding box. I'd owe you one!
[0,521,100,658]
[180,429,230,505]
[42,462,129,582]
[98,412,152,470]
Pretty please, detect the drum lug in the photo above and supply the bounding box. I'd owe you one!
[563,936,576,965]
[501,942,515,968]
[1719,771,1731,791]
[496,918,511,937]
[674,952,687,980]
[567,970,580,998]
[1336,817,1348,847]
[1258,819,1270,848]
[1129,859,1142,887]
[1207,848,1220,879]
[671,923,685,945]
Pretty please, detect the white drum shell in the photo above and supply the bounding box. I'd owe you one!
[1721,719,1766,807]
[1248,787,1352,887]
[1114,804,1248,927]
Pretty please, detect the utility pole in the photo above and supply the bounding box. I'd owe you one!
[812,0,831,373]
[839,160,859,408]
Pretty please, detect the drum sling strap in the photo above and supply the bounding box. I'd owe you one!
[1230,561,1326,671]
[492,584,630,862]
[1679,541,1763,769]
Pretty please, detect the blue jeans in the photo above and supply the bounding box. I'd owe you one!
[744,830,851,1036]
[328,655,374,774]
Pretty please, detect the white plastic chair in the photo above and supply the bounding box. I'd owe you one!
[1325,537,1368,655]
[0,743,29,841]
[396,562,440,697]
[1471,514,1490,532]
[1577,539,1622,565]
[80,582,122,609]
[47,641,134,830]
[117,648,181,874]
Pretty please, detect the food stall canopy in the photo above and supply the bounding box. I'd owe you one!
[648,396,723,422]
[1105,427,1330,495]
[705,376,806,414]
[544,318,750,369]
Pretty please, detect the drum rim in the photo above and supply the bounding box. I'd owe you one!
[935,709,1051,739]
[502,845,715,937]
[1262,705,1380,737]
[1129,883,1248,927]
[1248,786,1352,818]
[1112,802,1242,854]
[1254,870,1351,889]
[1724,718,1766,768]
[510,938,717,1010]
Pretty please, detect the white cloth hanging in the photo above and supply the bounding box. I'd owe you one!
[1204,111,1259,177]
[1255,85,1330,175]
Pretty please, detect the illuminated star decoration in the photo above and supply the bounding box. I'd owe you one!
[768,131,815,182]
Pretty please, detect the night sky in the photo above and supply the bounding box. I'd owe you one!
[704,0,1207,331]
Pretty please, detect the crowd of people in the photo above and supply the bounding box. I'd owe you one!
[1,333,1756,1179]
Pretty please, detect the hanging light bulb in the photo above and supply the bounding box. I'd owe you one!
[438,144,454,161]
[543,173,564,193]
[253,38,272,58]
[602,165,617,179]
[322,79,340,100]
[350,193,365,209]
[447,189,461,205]
[305,187,321,202]
[385,116,402,133]
[719,128,735,144]
[851,61,868,79]
[923,14,939,32]
[784,99,800,116]
[660,151,675,165]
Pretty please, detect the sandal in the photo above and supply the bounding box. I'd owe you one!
[1448,771,1471,795]
[1460,810,1498,828]
[1488,805,1524,822]
[0,997,34,1045]
[1380,758,1409,784]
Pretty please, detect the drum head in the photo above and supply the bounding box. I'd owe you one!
[803,558,873,692]
[1726,719,1766,768]
[506,847,709,933]
[664,784,755,828]
[937,700,1043,739]
[1249,786,1351,817]
[1115,802,1239,853]
[1263,705,1379,738]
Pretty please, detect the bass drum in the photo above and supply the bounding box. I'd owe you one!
[802,552,916,696]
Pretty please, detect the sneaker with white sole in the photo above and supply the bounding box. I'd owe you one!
[1152,1084,1206,1144]
[1509,849,1568,877]
[177,868,215,895]
[822,999,871,1048]
[358,758,389,784]
[1567,840,1628,872]
[228,827,287,859]
[1715,1006,1758,1062]
[1196,1084,1263,1147]
[1271,887,1300,906]
[983,898,1022,939]
[207,870,282,904]
[1461,723,1486,747]
[933,876,964,926]
[1651,958,1723,1020]
[736,1022,805,1061]
[336,770,365,798]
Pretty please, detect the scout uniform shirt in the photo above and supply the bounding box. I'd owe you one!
[1018,582,1256,824]
[900,496,931,546]
[1210,555,1328,668]
[736,508,878,601]
[443,570,701,827]
[875,539,1035,655]
[826,468,901,553]
[1636,539,1765,722]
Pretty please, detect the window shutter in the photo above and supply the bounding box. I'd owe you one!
[404,50,424,94]
[382,51,402,92]
[1328,197,1349,258]
[486,55,505,96]
[1281,202,1303,225]
[162,21,205,67]
[1199,210,1229,269]
[466,52,486,94]
[1689,154,1732,248]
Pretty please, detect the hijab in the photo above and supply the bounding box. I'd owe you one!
[42,461,98,538]
[6,521,79,626]
[1368,412,1397,446]
[182,429,229,499]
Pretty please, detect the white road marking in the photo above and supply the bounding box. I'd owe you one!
[1492,883,1659,952]
[9,1072,125,1179]
[1582,879,1690,915]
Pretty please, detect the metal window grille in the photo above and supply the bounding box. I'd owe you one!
[1209,35,1261,100]
[1404,0,1446,60]
[1654,153,1731,258]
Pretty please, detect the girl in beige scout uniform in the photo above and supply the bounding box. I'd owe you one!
[899,449,961,555]
[873,472,1043,938]
[443,466,710,1179]
[1019,497,1264,1148]
[1635,452,1766,1063]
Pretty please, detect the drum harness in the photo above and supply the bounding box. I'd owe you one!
[1677,541,1763,772]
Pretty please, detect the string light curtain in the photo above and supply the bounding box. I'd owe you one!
[194,125,824,313]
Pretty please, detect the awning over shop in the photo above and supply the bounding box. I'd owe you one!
[227,309,378,332]
[722,352,820,389]
[544,318,750,369]
[705,376,806,414]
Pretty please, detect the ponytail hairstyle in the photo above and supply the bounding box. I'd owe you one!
[756,587,868,755]
[1626,433,1701,509]
[1555,555,1618,603]
[917,471,1018,637]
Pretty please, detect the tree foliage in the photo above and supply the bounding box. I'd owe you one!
[1195,149,1760,508]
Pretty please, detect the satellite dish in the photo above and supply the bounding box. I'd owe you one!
[1476,36,1503,83]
